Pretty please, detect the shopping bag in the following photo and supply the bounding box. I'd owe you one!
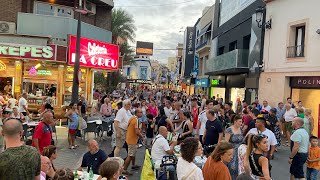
[78,116,87,130]
[140,149,156,180]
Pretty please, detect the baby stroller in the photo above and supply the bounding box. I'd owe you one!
[156,155,178,180]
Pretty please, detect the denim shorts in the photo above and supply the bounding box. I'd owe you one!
[290,152,308,178]
[306,167,319,180]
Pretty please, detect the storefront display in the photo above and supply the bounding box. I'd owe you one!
[290,76,320,136]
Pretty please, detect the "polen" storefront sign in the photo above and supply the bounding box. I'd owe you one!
[0,44,56,60]
[290,76,320,88]
[68,35,119,70]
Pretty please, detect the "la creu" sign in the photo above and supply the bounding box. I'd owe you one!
[68,35,119,70]
[0,44,56,61]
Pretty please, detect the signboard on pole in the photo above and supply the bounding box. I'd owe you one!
[68,35,119,70]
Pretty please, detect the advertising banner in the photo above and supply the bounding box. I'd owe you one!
[136,41,153,55]
[195,79,209,87]
[68,35,119,70]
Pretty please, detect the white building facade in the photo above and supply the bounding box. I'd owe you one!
[123,55,152,86]
[259,0,320,136]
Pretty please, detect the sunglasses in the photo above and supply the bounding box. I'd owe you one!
[255,133,268,139]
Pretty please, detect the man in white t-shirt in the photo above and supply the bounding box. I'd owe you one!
[247,116,277,159]
[18,93,29,116]
[283,103,297,146]
[114,99,132,157]
[164,100,172,119]
[151,126,177,163]
[196,100,214,145]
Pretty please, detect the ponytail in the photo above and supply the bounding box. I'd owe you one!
[246,134,254,161]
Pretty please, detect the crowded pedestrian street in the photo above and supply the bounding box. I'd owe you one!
[1,0,320,180]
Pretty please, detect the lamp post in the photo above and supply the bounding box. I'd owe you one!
[255,6,272,29]
[71,0,87,104]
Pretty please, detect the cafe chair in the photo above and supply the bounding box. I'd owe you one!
[83,122,98,141]
[100,121,113,139]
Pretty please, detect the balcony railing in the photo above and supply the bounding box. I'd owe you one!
[196,40,209,50]
[17,12,112,43]
[206,49,249,73]
[287,45,304,58]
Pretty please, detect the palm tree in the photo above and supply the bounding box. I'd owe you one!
[111,8,137,44]
[95,9,136,93]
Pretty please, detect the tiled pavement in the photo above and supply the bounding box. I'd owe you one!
[53,126,144,180]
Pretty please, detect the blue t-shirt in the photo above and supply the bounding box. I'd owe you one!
[81,149,108,174]
[290,128,309,153]
[204,119,223,145]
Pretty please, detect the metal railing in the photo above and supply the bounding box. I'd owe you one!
[287,45,304,58]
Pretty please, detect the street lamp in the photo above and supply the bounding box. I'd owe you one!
[255,6,272,29]
[71,0,87,104]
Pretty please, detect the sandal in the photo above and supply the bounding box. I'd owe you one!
[74,145,79,148]
[69,146,75,149]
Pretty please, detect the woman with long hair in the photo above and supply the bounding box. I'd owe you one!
[148,100,158,118]
[224,115,244,180]
[202,140,233,180]
[174,111,193,143]
[177,137,204,180]
[42,145,57,180]
[246,134,272,180]
[156,106,174,132]
[64,103,79,149]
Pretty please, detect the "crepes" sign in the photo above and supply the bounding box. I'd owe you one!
[0,44,56,60]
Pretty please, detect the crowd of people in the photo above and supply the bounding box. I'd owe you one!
[0,88,319,180]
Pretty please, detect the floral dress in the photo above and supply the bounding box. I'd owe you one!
[225,127,244,180]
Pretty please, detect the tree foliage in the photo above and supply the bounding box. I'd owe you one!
[94,8,136,92]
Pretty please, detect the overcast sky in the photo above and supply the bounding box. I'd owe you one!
[114,0,214,64]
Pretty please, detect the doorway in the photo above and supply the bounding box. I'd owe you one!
[0,77,13,94]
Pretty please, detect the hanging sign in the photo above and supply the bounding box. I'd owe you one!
[68,35,119,70]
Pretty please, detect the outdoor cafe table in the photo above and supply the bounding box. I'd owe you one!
[77,171,99,180]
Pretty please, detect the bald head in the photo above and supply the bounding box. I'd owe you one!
[293,117,304,127]
[2,119,23,137]
[42,111,54,124]
[158,126,168,138]
[88,139,99,153]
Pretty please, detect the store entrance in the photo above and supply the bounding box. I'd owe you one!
[0,77,13,94]
[230,88,245,111]
[210,87,225,100]
[292,88,320,136]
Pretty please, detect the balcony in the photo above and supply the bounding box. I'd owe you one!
[196,40,211,53]
[205,49,249,75]
[287,45,304,58]
[17,13,112,44]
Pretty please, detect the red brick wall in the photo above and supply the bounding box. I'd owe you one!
[0,0,23,23]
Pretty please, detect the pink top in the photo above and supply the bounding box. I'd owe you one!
[100,103,112,116]
[148,106,158,118]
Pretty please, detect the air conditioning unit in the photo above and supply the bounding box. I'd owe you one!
[0,21,16,34]
[85,1,96,15]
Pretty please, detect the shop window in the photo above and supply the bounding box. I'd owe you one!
[23,81,57,106]
[229,41,237,52]
[34,1,74,18]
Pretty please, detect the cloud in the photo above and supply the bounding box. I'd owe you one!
[115,0,214,64]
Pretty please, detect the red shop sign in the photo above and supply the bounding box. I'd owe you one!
[68,35,119,70]
[0,44,56,61]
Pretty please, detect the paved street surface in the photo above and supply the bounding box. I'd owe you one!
[54,126,293,180]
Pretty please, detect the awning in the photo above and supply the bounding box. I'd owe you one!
[198,23,212,37]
